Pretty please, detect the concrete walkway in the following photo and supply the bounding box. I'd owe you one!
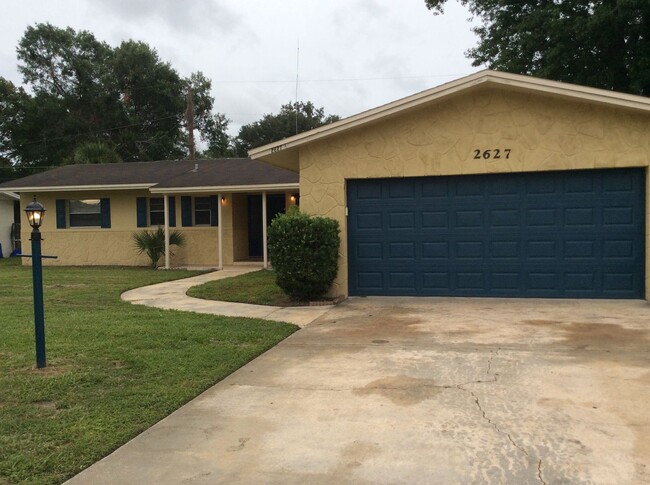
[121,266,332,327]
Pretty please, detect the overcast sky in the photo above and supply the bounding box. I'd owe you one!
[0,0,481,135]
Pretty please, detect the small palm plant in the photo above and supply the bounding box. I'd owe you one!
[132,227,185,268]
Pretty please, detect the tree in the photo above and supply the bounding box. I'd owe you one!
[425,0,650,96]
[66,140,122,165]
[2,23,230,178]
[234,101,340,156]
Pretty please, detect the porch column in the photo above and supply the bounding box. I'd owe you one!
[262,191,268,269]
[164,194,170,269]
[218,193,223,270]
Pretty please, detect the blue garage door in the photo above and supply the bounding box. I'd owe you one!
[347,168,645,298]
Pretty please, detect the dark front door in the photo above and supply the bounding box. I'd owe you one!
[248,194,287,258]
[347,168,645,298]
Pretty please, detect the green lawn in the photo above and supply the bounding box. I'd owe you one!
[187,269,302,306]
[0,258,298,485]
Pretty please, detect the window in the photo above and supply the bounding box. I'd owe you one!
[69,199,101,227]
[194,197,211,225]
[180,195,217,227]
[56,198,110,229]
[149,198,164,225]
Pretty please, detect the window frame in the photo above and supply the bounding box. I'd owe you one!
[149,197,165,226]
[68,199,102,228]
[193,196,212,226]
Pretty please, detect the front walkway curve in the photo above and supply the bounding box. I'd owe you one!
[121,266,332,327]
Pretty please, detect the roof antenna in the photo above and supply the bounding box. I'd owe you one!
[295,38,300,135]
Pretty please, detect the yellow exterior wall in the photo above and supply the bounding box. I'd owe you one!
[298,86,650,297]
[19,190,232,267]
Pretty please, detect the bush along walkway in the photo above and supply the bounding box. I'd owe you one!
[121,266,333,327]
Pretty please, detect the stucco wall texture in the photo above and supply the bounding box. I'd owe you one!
[20,191,295,267]
[19,191,225,267]
[298,87,650,298]
[0,197,15,257]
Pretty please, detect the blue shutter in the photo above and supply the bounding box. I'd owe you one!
[100,198,111,228]
[181,196,192,227]
[169,196,176,227]
[55,199,66,229]
[210,195,219,226]
[136,197,147,227]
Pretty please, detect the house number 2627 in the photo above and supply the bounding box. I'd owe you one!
[473,148,511,160]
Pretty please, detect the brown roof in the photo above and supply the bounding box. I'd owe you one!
[0,158,298,191]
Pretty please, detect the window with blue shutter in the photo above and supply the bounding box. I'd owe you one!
[56,199,66,229]
[169,196,176,227]
[136,197,147,227]
[210,195,219,226]
[100,198,111,228]
[181,196,192,227]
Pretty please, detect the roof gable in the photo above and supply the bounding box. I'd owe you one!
[249,70,650,171]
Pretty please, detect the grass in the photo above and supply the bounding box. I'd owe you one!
[0,258,298,485]
[187,269,303,306]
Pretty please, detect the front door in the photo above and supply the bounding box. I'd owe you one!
[248,194,286,258]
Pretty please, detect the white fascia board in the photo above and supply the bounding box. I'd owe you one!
[0,191,20,200]
[149,183,300,194]
[9,183,156,192]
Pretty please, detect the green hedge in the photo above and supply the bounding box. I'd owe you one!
[268,208,340,300]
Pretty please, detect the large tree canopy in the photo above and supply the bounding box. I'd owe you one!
[425,0,650,96]
[0,23,230,179]
[233,101,340,156]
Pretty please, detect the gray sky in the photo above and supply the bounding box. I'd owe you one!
[0,0,481,135]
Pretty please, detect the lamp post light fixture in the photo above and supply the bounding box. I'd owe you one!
[25,196,47,368]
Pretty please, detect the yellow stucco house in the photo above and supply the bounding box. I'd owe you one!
[250,70,650,300]
[0,158,298,268]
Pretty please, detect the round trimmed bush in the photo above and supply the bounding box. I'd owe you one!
[268,208,340,301]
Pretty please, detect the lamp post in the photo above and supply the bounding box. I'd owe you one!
[25,197,47,369]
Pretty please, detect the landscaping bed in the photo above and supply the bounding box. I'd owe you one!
[0,258,297,485]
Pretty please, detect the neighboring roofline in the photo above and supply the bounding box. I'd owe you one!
[8,183,156,193]
[0,191,20,200]
[248,69,650,161]
[149,183,300,194]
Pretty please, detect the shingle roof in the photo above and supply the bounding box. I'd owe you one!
[0,158,298,191]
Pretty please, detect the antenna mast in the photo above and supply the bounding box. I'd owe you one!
[295,39,300,134]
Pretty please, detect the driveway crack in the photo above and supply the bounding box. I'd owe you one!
[456,348,545,484]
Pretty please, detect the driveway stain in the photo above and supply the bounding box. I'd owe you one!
[354,375,444,406]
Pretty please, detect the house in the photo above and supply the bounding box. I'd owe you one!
[0,191,19,258]
[250,70,650,300]
[0,159,298,268]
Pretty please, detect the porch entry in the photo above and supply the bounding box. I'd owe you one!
[248,194,286,258]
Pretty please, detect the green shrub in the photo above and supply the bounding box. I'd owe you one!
[268,208,340,300]
[132,227,185,268]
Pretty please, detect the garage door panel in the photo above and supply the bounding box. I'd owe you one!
[347,169,645,298]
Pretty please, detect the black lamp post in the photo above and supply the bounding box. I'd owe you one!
[25,197,47,368]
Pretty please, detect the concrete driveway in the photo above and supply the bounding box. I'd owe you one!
[67,297,650,484]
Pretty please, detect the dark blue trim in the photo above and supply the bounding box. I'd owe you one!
[136,197,147,227]
[210,196,219,226]
[181,196,192,227]
[55,199,66,229]
[100,198,111,228]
